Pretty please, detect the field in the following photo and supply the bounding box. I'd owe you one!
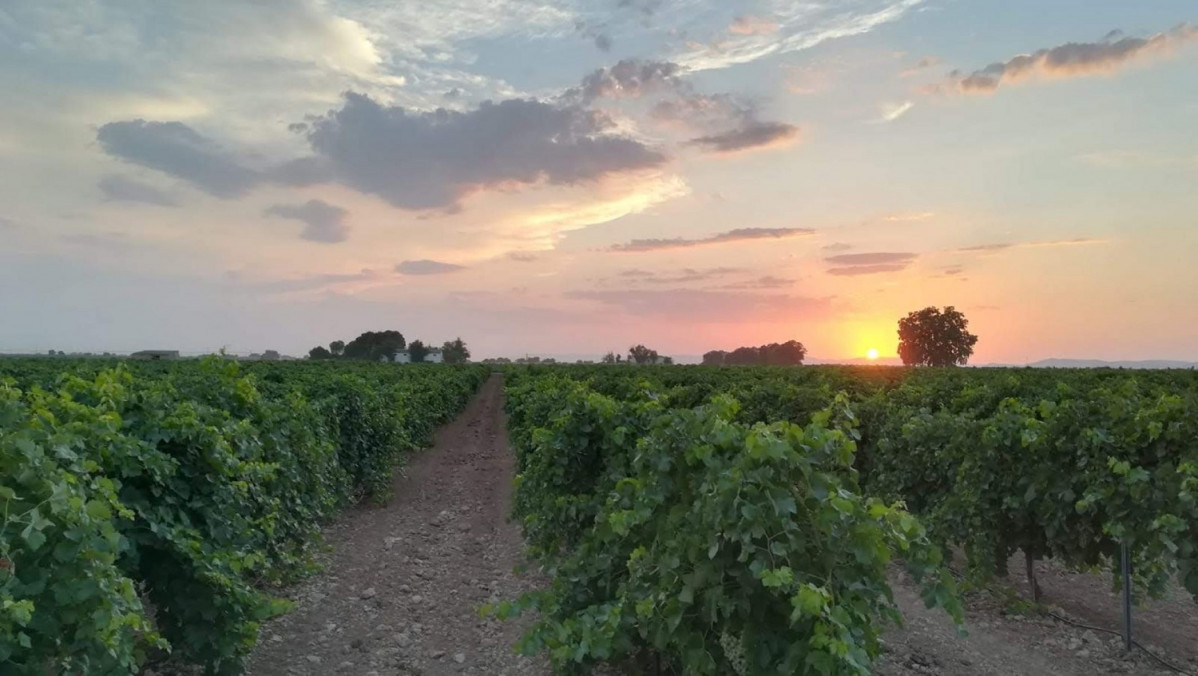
[2,359,1197,675]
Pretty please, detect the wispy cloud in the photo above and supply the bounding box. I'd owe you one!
[955,238,1108,253]
[900,55,941,77]
[930,24,1197,95]
[873,100,914,123]
[719,275,795,290]
[884,211,935,222]
[674,0,926,71]
[567,288,833,323]
[1077,151,1198,169]
[825,251,917,276]
[611,227,814,252]
[97,175,179,207]
[396,259,466,275]
[728,16,779,37]
[616,266,745,284]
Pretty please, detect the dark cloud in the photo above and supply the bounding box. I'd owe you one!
[264,199,349,243]
[943,265,965,276]
[572,59,799,156]
[507,251,539,263]
[611,226,813,252]
[570,59,683,104]
[97,175,179,207]
[822,242,853,252]
[567,288,832,323]
[396,259,465,275]
[824,252,917,276]
[96,120,261,197]
[687,121,799,154]
[934,23,1196,94]
[443,88,463,100]
[293,93,666,211]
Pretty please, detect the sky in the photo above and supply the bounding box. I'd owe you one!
[1,0,1195,362]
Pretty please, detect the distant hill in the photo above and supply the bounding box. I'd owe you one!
[1028,358,1197,369]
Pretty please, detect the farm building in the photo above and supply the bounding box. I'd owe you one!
[386,348,444,364]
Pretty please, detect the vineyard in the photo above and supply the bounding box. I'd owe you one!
[0,358,488,674]
[501,364,1198,674]
[3,359,1197,675]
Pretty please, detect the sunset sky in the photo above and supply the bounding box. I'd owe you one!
[1,1,1195,362]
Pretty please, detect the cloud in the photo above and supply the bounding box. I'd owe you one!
[619,267,745,285]
[97,175,180,207]
[827,263,910,276]
[822,242,853,252]
[95,120,261,197]
[720,275,795,290]
[611,226,814,252]
[1077,151,1198,169]
[874,101,914,123]
[507,251,539,262]
[687,121,799,154]
[900,55,941,77]
[567,288,833,323]
[573,59,799,157]
[0,216,16,231]
[955,238,1107,253]
[884,211,935,221]
[571,59,683,103]
[264,199,350,243]
[290,93,667,211]
[674,0,926,71]
[932,24,1197,95]
[396,259,466,275]
[824,251,917,276]
[729,16,779,36]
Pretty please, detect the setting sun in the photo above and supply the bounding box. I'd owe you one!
[867,348,880,360]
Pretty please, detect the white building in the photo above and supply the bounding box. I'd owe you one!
[386,348,443,364]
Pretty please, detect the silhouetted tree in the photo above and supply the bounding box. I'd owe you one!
[441,338,470,364]
[628,344,662,364]
[601,351,618,364]
[702,341,806,366]
[702,350,728,365]
[343,330,406,361]
[308,346,332,360]
[408,340,429,363]
[329,340,345,357]
[897,306,978,366]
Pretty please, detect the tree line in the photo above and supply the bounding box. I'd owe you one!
[307,330,470,364]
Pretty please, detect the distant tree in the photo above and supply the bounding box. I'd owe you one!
[308,345,333,360]
[408,340,429,363]
[897,306,978,366]
[262,350,281,361]
[628,344,660,364]
[601,351,618,364]
[343,330,406,361]
[329,340,345,357]
[702,350,727,365]
[703,341,806,366]
[441,338,470,364]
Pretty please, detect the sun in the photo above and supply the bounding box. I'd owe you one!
[866,348,880,361]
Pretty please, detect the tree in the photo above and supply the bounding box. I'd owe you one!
[627,344,660,364]
[441,338,470,364]
[343,330,406,361]
[703,341,806,366]
[601,351,618,364]
[897,306,978,366]
[308,346,332,360]
[408,340,429,363]
[702,350,727,365]
[262,350,280,361]
[329,340,345,357]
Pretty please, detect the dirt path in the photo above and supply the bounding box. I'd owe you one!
[246,374,548,676]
